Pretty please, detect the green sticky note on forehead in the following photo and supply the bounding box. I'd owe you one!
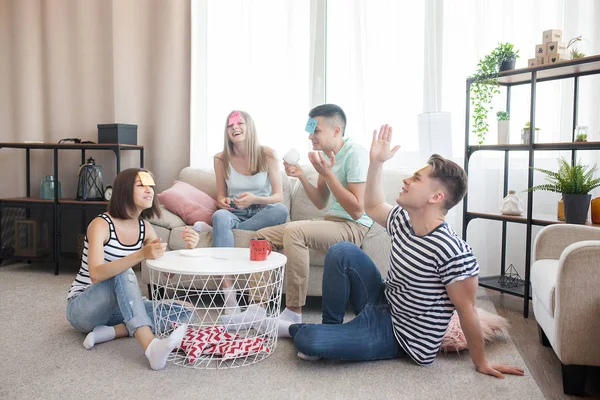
[305,117,318,134]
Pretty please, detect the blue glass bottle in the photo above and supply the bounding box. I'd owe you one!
[40,175,61,200]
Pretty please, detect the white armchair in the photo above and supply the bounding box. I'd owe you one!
[531,224,600,395]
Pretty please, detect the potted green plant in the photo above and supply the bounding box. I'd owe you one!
[521,121,541,144]
[496,111,510,144]
[575,133,588,142]
[528,158,600,224]
[471,43,520,145]
[493,42,519,72]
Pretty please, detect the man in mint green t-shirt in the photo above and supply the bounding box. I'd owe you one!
[220,104,373,338]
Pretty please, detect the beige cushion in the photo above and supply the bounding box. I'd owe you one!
[147,206,185,230]
[531,259,559,317]
[290,165,331,222]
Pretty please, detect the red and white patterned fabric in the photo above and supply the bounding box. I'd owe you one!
[174,324,270,363]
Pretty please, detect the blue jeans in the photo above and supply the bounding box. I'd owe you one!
[66,268,191,336]
[212,203,288,247]
[290,242,404,361]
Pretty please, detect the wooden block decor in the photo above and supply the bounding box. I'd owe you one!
[536,56,547,66]
[535,44,546,57]
[546,54,569,64]
[546,41,567,57]
[528,58,537,67]
[542,29,562,44]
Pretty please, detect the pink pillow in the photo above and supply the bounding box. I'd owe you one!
[157,181,217,226]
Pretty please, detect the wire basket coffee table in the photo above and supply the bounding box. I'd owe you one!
[146,247,286,369]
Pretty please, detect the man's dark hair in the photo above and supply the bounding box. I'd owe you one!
[309,104,347,136]
[427,154,468,211]
[108,168,161,220]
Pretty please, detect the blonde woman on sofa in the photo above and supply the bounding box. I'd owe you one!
[221,104,373,336]
[194,110,289,312]
[66,168,199,370]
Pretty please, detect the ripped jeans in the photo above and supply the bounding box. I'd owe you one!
[66,268,191,336]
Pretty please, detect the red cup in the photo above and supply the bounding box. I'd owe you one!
[250,238,272,261]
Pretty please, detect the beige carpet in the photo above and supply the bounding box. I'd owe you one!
[0,263,544,400]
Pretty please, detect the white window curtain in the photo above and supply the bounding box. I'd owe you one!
[190,0,600,276]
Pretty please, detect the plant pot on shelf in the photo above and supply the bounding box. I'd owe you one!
[499,59,516,72]
[521,129,540,144]
[563,193,591,224]
[498,120,510,144]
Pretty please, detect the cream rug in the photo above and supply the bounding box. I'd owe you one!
[0,263,544,400]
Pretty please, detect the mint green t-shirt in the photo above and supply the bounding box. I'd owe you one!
[323,138,374,228]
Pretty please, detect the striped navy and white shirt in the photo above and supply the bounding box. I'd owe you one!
[385,206,479,365]
[67,214,145,300]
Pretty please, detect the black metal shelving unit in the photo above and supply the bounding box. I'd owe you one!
[462,55,600,317]
[0,142,144,274]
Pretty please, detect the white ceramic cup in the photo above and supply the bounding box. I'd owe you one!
[283,148,300,164]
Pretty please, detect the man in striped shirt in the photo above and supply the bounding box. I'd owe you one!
[290,125,524,378]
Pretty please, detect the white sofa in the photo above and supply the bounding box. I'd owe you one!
[142,165,410,297]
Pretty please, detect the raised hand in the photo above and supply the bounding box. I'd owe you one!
[181,226,199,249]
[283,161,305,179]
[476,361,525,379]
[217,197,234,210]
[308,151,335,177]
[370,124,400,164]
[233,192,255,210]
[142,237,166,260]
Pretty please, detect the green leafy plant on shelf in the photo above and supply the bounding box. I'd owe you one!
[523,121,540,131]
[471,43,519,145]
[528,158,600,195]
[496,111,509,121]
[575,133,588,142]
[567,36,585,60]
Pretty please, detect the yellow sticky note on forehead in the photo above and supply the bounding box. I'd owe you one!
[138,171,155,186]
[415,164,429,174]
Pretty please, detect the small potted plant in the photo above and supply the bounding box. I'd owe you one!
[528,158,600,224]
[521,121,541,144]
[496,111,510,144]
[575,132,588,142]
[493,42,520,72]
[575,125,588,142]
[470,42,520,145]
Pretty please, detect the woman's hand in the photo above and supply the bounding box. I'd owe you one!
[217,197,234,210]
[141,237,167,260]
[233,192,256,209]
[181,226,199,249]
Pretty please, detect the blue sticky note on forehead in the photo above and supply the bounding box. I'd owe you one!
[305,117,318,134]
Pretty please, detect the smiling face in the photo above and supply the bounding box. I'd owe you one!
[226,114,247,144]
[397,166,445,211]
[308,116,340,151]
[132,177,154,212]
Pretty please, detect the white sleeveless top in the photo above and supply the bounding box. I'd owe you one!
[67,214,145,300]
[226,163,272,198]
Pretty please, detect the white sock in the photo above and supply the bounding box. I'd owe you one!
[222,287,240,315]
[219,304,266,331]
[83,325,116,350]
[193,221,212,232]
[297,351,322,361]
[144,324,187,370]
[277,308,302,338]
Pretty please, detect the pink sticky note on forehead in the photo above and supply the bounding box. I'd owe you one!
[228,111,241,125]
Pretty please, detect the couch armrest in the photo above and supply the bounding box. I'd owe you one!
[533,224,600,261]
[147,206,186,230]
[554,240,600,365]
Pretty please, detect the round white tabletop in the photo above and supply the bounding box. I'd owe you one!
[146,247,287,275]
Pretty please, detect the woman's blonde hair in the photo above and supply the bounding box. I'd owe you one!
[218,110,268,179]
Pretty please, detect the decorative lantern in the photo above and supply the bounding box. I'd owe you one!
[76,157,105,200]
